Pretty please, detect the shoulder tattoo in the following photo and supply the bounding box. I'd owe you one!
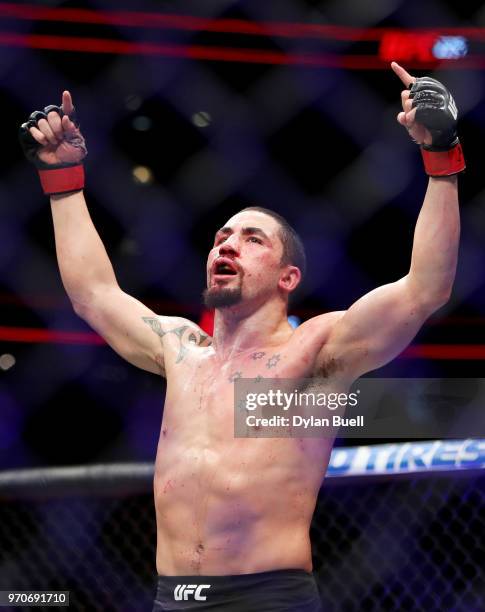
[142,317,212,363]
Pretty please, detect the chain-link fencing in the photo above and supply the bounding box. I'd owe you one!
[0,444,483,611]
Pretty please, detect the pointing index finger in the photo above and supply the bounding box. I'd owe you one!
[61,90,74,116]
[391,62,415,89]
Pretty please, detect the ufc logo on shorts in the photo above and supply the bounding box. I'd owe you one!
[174,584,211,601]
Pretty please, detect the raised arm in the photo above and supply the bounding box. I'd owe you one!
[19,91,185,375]
[50,189,165,374]
[317,64,463,381]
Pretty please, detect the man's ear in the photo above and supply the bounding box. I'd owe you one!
[278,266,301,294]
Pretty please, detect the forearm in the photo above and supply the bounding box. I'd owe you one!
[50,190,118,306]
[408,175,460,306]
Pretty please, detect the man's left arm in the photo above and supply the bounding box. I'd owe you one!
[317,64,463,380]
[319,175,459,380]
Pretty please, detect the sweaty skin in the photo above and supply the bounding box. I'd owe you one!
[149,314,340,576]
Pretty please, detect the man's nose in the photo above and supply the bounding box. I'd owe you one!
[219,236,239,256]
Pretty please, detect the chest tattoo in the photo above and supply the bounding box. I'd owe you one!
[266,354,281,369]
[228,371,243,383]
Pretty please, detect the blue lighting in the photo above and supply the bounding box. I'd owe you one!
[432,36,468,59]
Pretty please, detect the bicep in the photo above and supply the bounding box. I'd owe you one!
[73,285,164,375]
[321,276,432,379]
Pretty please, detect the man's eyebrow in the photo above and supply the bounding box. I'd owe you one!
[214,226,270,240]
[215,227,232,237]
[241,227,269,240]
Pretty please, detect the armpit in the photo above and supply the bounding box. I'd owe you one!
[154,352,166,376]
[317,356,344,379]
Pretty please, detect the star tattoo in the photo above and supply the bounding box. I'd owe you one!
[266,354,280,369]
[229,371,243,383]
[250,351,266,360]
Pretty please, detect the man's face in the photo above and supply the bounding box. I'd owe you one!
[204,211,286,310]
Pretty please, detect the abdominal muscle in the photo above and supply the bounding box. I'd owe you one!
[153,331,337,576]
[154,430,332,576]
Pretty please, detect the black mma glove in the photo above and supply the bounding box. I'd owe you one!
[410,77,465,177]
[19,104,87,196]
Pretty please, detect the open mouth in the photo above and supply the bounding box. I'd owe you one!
[212,259,238,278]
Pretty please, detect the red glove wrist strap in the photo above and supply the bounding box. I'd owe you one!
[38,165,85,196]
[421,142,466,177]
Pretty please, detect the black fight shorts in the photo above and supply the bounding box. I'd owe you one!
[152,569,323,611]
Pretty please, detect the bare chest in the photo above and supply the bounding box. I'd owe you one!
[155,340,337,506]
[171,343,313,405]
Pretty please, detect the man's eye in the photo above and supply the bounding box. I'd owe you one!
[248,237,262,244]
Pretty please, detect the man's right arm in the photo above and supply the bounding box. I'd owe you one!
[19,91,176,375]
[50,189,165,375]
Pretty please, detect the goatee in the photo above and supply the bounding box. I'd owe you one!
[203,286,243,309]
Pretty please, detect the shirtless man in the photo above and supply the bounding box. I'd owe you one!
[20,63,464,611]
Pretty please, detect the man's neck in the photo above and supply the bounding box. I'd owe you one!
[211,298,292,360]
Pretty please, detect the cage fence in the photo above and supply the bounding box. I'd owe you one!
[0,442,483,612]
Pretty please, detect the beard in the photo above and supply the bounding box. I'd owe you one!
[203,286,243,309]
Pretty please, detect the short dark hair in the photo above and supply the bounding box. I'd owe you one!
[240,206,306,279]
